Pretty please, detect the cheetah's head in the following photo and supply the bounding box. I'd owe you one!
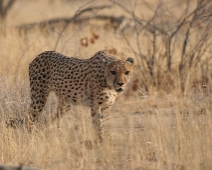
[105,58,134,93]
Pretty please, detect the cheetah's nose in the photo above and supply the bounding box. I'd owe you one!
[117,82,124,86]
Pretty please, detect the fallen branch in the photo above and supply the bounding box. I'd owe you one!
[16,5,113,30]
[0,164,41,170]
[16,15,124,30]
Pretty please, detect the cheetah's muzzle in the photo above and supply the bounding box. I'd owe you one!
[116,88,124,93]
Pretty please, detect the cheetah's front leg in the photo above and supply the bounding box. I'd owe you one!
[51,98,71,129]
[91,104,104,143]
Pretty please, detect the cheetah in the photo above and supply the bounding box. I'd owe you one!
[28,50,134,142]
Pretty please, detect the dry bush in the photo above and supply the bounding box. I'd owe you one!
[1,0,212,169]
[108,0,212,92]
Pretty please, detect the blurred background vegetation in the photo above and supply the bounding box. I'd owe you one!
[1,0,212,92]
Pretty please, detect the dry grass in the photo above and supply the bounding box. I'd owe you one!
[2,78,212,170]
[1,0,212,169]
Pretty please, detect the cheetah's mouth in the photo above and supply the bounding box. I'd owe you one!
[116,88,124,93]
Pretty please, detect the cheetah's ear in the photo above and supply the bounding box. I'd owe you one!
[102,59,111,66]
[126,58,134,65]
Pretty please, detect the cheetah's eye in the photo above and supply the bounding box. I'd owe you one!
[125,71,130,75]
[110,71,116,75]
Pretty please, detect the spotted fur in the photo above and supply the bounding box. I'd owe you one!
[28,50,134,142]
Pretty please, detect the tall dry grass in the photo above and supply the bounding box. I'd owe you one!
[1,78,212,169]
[1,0,212,169]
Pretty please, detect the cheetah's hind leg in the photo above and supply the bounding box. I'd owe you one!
[26,82,50,131]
